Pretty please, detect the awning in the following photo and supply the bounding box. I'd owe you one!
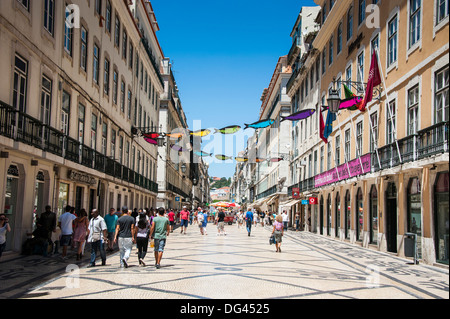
[281,199,300,208]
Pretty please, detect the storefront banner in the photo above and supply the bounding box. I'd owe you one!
[309,197,318,205]
[314,154,371,188]
[292,187,300,199]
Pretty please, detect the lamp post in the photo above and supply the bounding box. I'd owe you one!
[327,78,341,113]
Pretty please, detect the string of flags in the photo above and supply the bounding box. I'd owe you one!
[141,50,381,163]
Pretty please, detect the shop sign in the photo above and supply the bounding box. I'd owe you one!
[301,200,309,205]
[292,187,300,199]
[68,170,97,185]
[314,154,371,188]
[175,197,180,202]
[309,197,318,205]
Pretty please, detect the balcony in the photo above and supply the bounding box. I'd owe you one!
[287,41,301,66]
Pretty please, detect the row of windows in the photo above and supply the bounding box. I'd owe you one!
[11,52,158,181]
[15,0,160,126]
[293,65,448,180]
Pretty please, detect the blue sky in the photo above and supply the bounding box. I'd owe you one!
[151,0,317,178]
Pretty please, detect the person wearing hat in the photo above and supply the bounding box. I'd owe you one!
[179,206,189,235]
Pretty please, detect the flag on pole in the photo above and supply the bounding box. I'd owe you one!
[343,84,359,111]
[323,110,336,140]
[359,49,381,112]
[319,110,328,143]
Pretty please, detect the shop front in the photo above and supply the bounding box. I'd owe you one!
[434,172,449,265]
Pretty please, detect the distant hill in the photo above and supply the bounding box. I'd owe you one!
[210,177,231,189]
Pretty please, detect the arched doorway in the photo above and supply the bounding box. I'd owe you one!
[385,182,398,253]
[319,196,324,235]
[356,188,363,242]
[434,172,448,265]
[335,192,340,238]
[407,177,422,258]
[327,194,331,236]
[345,190,351,239]
[4,165,20,251]
[369,185,378,245]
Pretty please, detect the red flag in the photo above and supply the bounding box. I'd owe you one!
[359,50,381,112]
[319,110,327,143]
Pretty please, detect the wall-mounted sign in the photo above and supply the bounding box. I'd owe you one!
[292,187,300,199]
[314,154,371,188]
[309,197,318,205]
[301,200,309,205]
[68,170,97,185]
[175,197,180,202]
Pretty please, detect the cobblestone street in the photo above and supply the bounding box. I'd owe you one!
[2,223,447,300]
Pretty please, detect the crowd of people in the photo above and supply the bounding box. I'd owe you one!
[0,204,301,263]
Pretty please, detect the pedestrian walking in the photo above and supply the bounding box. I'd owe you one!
[104,208,118,252]
[58,205,77,260]
[272,214,284,252]
[135,212,150,266]
[37,205,56,245]
[179,206,189,234]
[237,210,244,229]
[168,209,175,233]
[87,209,107,267]
[114,206,135,268]
[150,207,170,269]
[73,209,89,260]
[295,212,300,231]
[0,214,11,259]
[245,209,253,236]
[197,207,205,235]
[216,208,226,236]
[282,211,289,231]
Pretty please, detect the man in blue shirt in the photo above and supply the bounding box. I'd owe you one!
[245,209,253,236]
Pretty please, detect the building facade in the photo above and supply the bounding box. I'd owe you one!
[0,0,165,253]
[287,0,449,266]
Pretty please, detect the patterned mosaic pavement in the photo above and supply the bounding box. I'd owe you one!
[1,222,448,300]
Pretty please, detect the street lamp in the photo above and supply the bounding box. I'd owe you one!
[180,163,187,173]
[327,79,341,113]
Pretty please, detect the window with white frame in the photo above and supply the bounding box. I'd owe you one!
[345,129,351,162]
[63,3,73,55]
[388,15,398,67]
[44,0,55,35]
[409,0,421,48]
[407,85,419,135]
[434,67,449,123]
[80,27,88,71]
[358,0,366,25]
[335,135,341,166]
[102,122,107,155]
[386,100,396,144]
[104,58,110,95]
[91,113,97,149]
[337,22,342,54]
[40,75,52,126]
[356,121,363,157]
[436,0,449,24]
[93,44,100,84]
[370,112,378,152]
[347,6,353,41]
[13,54,28,113]
[61,91,70,136]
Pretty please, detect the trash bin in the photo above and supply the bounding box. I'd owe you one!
[404,233,417,264]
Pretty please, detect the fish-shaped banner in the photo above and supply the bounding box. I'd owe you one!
[194,151,213,157]
[244,119,274,129]
[281,109,315,122]
[215,154,232,161]
[235,157,248,162]
[170,144,190,152]
[214,125,241,134]
[190,129,211,137]
[143,132,160,139]
[255,157,266,163]
[268,157,284,162]
[321,96,363,111]
[144,137,157,145]
[165,132,184,139]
